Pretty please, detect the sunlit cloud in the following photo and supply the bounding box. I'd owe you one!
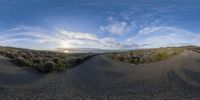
[1,24,200,50]
[0,25,139,50]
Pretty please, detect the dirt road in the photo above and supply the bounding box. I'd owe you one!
[0,50,200,100]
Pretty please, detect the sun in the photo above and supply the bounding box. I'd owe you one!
[64,50,69,53]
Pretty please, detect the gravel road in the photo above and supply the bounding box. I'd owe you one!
[0,50,200,100]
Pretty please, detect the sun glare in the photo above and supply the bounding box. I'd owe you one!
[64,50,69,53]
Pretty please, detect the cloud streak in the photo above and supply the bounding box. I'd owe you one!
[100,17,134,35]
[134,26,200,48]
[1,24,200,50]
[0,25,138,50]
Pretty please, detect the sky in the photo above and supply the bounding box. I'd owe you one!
[0,0,200,50]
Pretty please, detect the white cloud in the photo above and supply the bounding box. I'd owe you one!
[100,37,122,49]
[122,38,139,48]
[101,21,128,34]
[138,26,164,35]
[56,28,97,40]
[1,25,200,50]
[99,37,138,49]
[0,25,138,50]
[100,17,133,35]
[134,26,200,48]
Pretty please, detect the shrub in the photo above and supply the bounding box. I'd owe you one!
[115,54,124,61]
[33,62,46,73]
[13,56,30,66]
[55,61,67,71]
[74,58,83,64]
[0,46,94,73]
[5,52,15,59]
[33,61,56,73]
[53,58,60,64]
[33,58,42,63]
[64,59,75,66]
[44,61,56,72]
[107,47,184,64]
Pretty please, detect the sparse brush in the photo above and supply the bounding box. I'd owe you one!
[44,61,56,72]
[107,47,185,64]
[0,46,95,73]
[13,56,31,67]
[33,62,45,73]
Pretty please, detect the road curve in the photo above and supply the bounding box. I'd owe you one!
[0,50,200,100]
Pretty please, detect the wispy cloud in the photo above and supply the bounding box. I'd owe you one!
[138,26,164,35]
[0,25,138,50]
[56,28,97,40]
[1,24,200,50]
[100,17,134,35]
[99,37,138,49]
[134,26,200,48]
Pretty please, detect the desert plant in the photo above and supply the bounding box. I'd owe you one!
[13,56,31,67]
[5,52,15,59]
[44,61,56,72]
[0,46,95,73]
[107,47,184,64]
[53,58,60,64]
[33,62,46,73]
[55,61,68,71]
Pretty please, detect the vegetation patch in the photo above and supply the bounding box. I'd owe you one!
[0,46,95,73]
[187,46,200,53]
[107,47,184,64]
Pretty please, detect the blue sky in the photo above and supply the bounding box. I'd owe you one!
[0,0,200,50]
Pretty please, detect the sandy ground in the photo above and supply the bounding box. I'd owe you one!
[0,50,200,100]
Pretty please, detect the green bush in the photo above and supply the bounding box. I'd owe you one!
[56,61,68,71]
